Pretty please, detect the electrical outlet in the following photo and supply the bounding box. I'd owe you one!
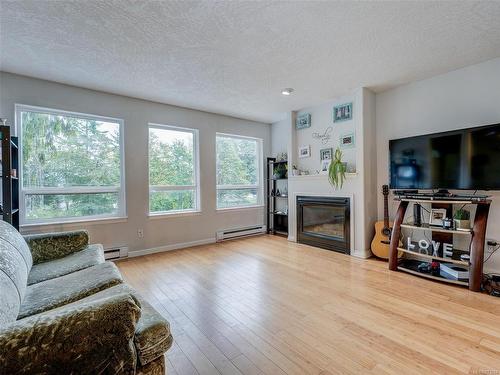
[137,229,144,238]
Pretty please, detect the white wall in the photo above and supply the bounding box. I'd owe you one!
[376,57,500,273]
[0,72,271,254]
[271,117,289,157]
[294,97,357,174]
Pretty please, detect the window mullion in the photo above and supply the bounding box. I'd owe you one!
[23,186,120,195]
[216,185,259,190]
[150,185,196,192]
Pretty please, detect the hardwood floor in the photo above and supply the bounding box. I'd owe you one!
[117,235,500,375]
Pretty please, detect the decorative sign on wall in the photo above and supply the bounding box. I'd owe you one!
[296,113,311,130]
[340,132,355,148]
[333,102,353,122]
[298,145,311,158]
[312,126,332,145]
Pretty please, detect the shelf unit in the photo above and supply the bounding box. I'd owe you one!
[1,125,20,230]
[400,223,472,235]
[266,158,288,236]
[397,248,469,266]
[397,259,469,286]
[389,197,490,292]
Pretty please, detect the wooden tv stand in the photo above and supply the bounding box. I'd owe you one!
[389,197,491,292]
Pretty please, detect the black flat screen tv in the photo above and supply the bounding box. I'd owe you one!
[389,123,500,190]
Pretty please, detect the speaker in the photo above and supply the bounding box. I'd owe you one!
[413,203,422,226]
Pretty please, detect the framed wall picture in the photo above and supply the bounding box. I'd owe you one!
[296,113,311,130]
[320,147,333,161]
[429,208,447,226]
[333,102,353,122]
[340,133,355,148]
[320,159,331,174]
[298,145,311,158]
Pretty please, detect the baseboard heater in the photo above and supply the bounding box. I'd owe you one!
[104,246,129,261]
[216,225,266,242]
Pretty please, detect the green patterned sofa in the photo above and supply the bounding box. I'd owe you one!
[0,220,173,374]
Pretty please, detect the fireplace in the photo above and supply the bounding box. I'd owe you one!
[297,196,350,254]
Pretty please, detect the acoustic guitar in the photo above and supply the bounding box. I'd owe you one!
[371,185,401,259]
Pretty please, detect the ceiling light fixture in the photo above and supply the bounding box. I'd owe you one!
[281,88,294,96]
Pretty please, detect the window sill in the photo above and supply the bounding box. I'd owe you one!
[148,210,202,219]
[21,216,128,229]
[216,204,265,212]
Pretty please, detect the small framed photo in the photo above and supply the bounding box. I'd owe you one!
[340,133,355,148]
[320,147,333,161]
[333,102,353,122]
[298,145,311,158]
[320,159,331,174]
[429,208,447,226]
[296,113,311,130]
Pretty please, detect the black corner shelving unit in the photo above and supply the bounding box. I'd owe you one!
[266,157,288,236]
[1,124,20,230]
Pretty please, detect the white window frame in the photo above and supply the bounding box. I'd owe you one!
[216,132,263,210]
[148,123,200,216]
[15,104,126,225]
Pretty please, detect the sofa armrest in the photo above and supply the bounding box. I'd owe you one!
[0,292,141,375]
[24,230,89,264]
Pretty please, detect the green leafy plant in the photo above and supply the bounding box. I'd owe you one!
[328,148,346,189]
[273,163,287,179]
[453,209,470,220]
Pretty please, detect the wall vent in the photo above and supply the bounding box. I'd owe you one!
[216,225,266,242]
[104,246,129,261]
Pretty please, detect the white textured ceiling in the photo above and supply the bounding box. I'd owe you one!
[1,1,500,123]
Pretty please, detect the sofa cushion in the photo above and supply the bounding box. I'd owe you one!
[27,244,105,285]
[137,356,166,375]
[25,230,89,264]
[18,262,123,319]
[0,272,21,326]
[0,239,28,302]
[57,283,173,366]
[0,220,32,271]
[1,292,141,375]
[134,294,173,366]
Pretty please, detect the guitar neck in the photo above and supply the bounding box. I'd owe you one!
[383,194,389,229]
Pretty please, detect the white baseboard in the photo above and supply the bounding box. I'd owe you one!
[128,237,216,258]
[351,249,372,259]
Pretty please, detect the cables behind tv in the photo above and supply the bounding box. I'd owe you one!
[484,243,500,264]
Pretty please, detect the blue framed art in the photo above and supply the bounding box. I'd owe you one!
[340,132,355,148]
[296,113,311,130]
[333,103,352,123]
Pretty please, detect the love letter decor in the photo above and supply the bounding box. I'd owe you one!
[406,237,454,258]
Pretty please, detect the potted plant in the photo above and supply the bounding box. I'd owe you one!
[453,209,471,230]
[273,162,287,179]
[328,148,347,189]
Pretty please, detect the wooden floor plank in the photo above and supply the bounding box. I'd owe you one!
[117,235,500,374]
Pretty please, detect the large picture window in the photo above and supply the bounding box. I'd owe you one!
[216,133,262,209]
[17,105,125,224]
[149,124,199,214]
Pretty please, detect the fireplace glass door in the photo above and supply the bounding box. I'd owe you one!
[302,205,346,240]
[297,196,350,254]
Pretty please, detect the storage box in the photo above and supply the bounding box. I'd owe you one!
[440,262,469,280]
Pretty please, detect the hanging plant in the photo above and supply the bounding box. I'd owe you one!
[328,148,347,189]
